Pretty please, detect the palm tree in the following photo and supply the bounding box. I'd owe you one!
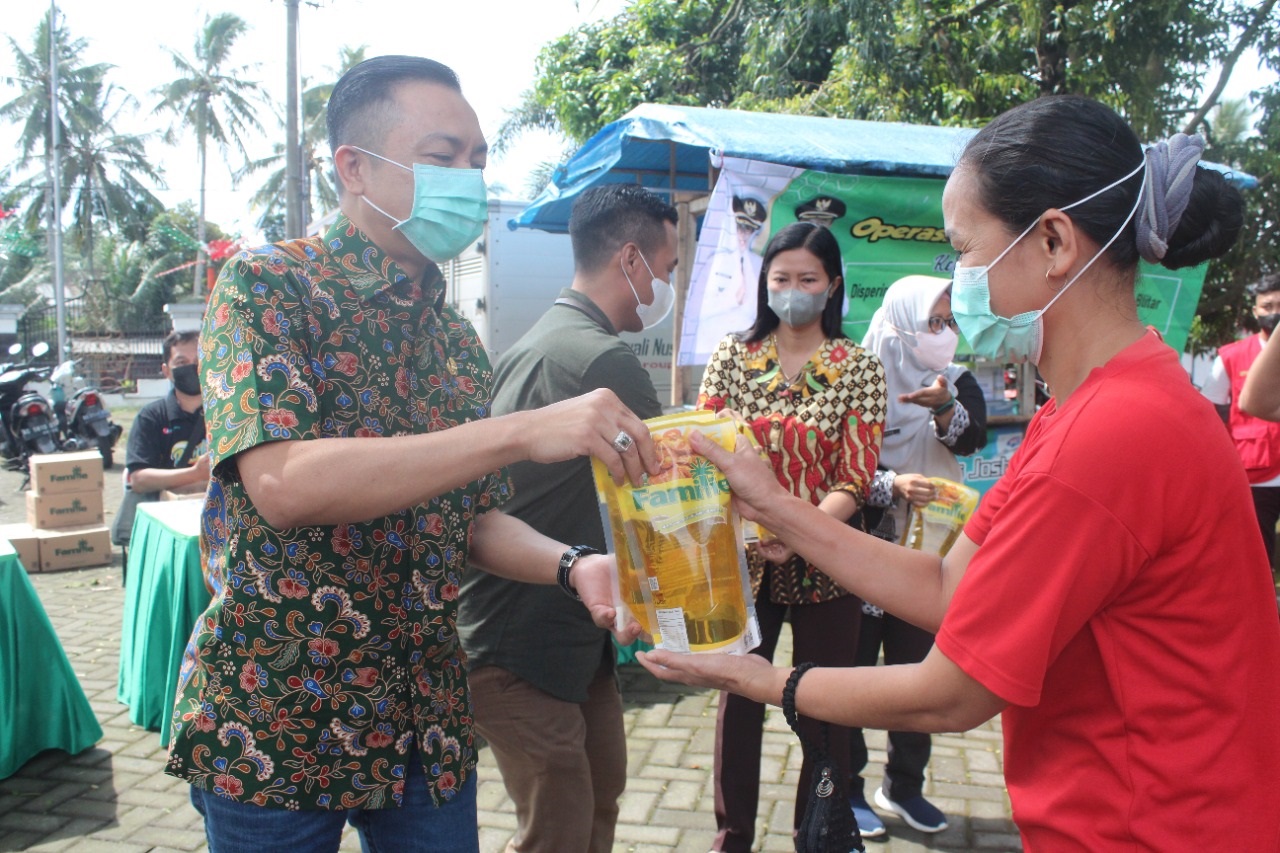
[60,81,165,290]
[491,90,578,198]
[0,11,109,232]
[1207,97,1253,148]
[154,12,266,297]
[237,46,366,233]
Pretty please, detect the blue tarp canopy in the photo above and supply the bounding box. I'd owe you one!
[513,103,1257,233]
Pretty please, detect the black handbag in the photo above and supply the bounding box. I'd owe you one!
[783,662,863,853]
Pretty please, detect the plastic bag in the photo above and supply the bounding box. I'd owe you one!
[899,478,979,557]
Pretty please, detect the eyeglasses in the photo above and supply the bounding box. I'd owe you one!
[928,315,959,334]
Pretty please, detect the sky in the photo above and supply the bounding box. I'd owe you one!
[1,1,1276,240]
[0,0,630,236]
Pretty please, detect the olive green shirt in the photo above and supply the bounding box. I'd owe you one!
[458,289,662,702]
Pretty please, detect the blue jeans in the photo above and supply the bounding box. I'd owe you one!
[189,758,479,853]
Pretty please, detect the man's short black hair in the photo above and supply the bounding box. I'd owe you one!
[162,330,199,364]
[326,55,461,157]
[568,185,678,273]
[1252,272,1280,298]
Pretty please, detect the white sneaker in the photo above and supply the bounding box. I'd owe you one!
[874,787,948,833]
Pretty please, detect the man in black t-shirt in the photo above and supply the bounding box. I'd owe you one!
[111,330,209,550]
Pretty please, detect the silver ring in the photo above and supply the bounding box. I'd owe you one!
[612,430,635,453]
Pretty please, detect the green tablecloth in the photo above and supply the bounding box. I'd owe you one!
[0,541,103,778]
[116,499,208,746]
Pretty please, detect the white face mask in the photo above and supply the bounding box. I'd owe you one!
[909,326,959,371]
[621,250,675,330]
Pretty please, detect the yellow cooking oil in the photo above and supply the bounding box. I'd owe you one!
[899,478,980,556]
[593,411,757,653]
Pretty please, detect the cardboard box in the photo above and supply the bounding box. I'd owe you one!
[36,526,113,572]
[28,451,105,497]
[26,489,105,531]
[0,522,41,572]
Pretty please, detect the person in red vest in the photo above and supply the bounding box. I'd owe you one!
[1201,271,1280,567]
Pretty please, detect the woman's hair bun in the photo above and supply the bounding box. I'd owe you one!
[1158,167,1244,270]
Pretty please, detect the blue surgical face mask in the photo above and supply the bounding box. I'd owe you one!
[353,147,488,263]
[952,159,1145,364]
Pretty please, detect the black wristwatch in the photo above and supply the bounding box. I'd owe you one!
[557,545,599,601]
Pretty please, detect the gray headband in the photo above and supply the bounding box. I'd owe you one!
[1136,132,1205,264]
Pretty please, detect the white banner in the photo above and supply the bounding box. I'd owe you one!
[679,156,803,365]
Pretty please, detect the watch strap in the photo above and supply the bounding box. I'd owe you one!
[557,545,599,601]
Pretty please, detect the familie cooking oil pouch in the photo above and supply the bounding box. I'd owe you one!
[899,478,980,557]
[592,410,761,655]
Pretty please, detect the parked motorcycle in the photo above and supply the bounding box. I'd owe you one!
[0,342,61,477]
[50,358,123,469]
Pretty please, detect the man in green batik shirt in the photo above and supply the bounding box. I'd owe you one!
[165,56,655,853]
[459,184,676,853]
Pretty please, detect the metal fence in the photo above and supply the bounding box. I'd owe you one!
[16,299,169,391]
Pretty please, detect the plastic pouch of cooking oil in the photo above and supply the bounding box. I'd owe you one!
[899,478,980,556]
[592,410,761,655]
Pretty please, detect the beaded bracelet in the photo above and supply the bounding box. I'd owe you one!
[930,397,956,417]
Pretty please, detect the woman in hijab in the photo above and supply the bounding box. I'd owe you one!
[848,274,987,838]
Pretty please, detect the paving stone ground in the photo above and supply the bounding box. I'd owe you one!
[0,414,1020,852]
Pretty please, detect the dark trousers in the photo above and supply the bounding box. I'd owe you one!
[1251,485,1280,569]
[711,581,862,853]
[848,611,936,802]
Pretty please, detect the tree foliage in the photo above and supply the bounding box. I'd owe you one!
[526,0,1267,141]
[237,46,367,231]
[0,12,108,174]
[1194,85,1280,351]
[1,11,169,326]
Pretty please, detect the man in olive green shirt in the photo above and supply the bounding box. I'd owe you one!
[459,185,677,853]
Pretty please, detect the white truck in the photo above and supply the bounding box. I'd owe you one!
[438,199,675,401]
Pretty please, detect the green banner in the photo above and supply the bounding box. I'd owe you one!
[770,172,1207,353]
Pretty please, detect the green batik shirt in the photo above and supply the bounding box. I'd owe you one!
[165,215,511,811]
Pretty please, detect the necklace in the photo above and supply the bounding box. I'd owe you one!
[771,333,810,388]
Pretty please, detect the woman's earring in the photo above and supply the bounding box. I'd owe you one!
[1045,266,1067,292]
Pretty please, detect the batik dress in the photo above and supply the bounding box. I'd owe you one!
[698,333,885,603]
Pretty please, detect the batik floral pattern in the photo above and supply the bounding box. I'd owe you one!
[698,334,885,604]
[166,216,510,810]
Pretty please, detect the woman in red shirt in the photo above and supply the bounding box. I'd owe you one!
[640,96,1280,850]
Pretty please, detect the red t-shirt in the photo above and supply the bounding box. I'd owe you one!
[937,332,1280,851]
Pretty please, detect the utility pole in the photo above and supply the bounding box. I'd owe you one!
[285,0,303,238]
[48,0,68,363]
